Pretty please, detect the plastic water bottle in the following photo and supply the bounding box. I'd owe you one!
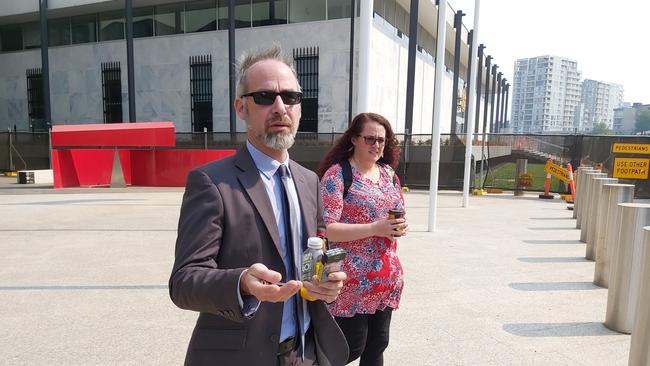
[299,237,323,301]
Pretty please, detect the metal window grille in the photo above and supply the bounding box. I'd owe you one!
[101,62,123,123]
[26,68,46,131]
[190,55,213,132]
[293,47,319,133]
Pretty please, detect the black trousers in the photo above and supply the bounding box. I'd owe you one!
[335,308,393,366]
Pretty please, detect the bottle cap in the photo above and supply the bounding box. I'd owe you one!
[307,237,323,249]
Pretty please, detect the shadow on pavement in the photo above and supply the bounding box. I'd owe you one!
[509,282,601,291]
[517,257,590,263]
[503,322,623,337]
[523,239,583,244]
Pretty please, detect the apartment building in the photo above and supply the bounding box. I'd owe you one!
[579,79,623,132]
[511,55,581,133]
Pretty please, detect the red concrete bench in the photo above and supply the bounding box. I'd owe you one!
[51,122,234,188]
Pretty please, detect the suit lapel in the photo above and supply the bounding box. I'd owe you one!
[235,147,283,256]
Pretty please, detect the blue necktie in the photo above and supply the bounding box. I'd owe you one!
[276,165,305,344]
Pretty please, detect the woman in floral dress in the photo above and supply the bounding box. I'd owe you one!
[318,112,407,366]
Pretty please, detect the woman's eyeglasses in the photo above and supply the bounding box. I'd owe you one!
[358,135,386,146]
[240,91,302,105]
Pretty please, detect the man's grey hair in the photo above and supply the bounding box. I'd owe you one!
[236,45,299,97]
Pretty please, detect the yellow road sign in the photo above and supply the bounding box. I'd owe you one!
[613,158,649,179]
[612,143,650,154]
[544,161,570,183]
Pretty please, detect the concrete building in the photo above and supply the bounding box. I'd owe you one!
[579,79,623,132]
[613,102,650,135]
[0,0,483,135]
[510,55,581,133]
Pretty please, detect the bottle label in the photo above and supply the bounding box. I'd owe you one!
[301,252,313,281]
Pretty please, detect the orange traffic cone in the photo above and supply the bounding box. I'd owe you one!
[566,163,575,203]
[538,173,554,199]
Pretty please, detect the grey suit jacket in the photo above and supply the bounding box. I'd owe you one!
[169,146,349,366]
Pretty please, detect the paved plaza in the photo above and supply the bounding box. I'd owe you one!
[0,177,631,365]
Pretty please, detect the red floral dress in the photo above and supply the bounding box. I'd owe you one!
[320,162,405,317]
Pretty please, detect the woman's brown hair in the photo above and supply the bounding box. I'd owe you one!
[317,112,401,178]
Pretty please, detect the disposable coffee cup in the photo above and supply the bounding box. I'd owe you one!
[388,208,405,220]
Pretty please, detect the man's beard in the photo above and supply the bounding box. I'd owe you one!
[257,117,298,150]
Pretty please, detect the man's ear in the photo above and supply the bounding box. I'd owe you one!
[234,97,247,120]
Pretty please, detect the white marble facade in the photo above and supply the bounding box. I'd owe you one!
[0,17,465,134]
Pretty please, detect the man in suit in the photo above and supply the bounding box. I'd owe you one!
[169,45,349,366]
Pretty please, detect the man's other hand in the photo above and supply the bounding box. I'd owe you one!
[301,271,347,304]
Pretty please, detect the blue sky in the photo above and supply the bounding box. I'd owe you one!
[448,0,649,104]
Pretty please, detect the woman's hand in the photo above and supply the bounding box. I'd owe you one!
[371,217,407,239]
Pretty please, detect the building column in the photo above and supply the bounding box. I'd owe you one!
[39,0,51,129]
[450,10,465,135]
[228,0,236,137]
[474,44,484,134]
[464,30,473,134]
[503,83,510,128]
[495,71,502,132]
[489,64,497,133]
[499,78,507,130]
[348,0,356,123]
[482,55,491,134]
[404,0,419,136]
[357,0,373,113]
[125,0,135,122]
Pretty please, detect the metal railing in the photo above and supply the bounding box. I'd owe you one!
[2,130,649,198]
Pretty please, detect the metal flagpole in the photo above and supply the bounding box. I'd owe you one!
[462,0,481,207]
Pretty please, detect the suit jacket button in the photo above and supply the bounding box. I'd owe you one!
[270,334,279,343]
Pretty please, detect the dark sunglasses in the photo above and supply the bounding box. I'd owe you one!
[358,135,386,146]
[240,90,302,105]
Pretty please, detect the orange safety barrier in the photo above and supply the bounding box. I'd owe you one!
[566,163,576,202]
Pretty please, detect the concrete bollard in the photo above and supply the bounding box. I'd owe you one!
[594,183,634,288]
[586,177,618,261]
[580,172,606,243]
[628,226,650,366]
[605,203,650,334]
[575,167,594,224]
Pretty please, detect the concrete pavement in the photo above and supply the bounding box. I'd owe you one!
[0,177,630,365]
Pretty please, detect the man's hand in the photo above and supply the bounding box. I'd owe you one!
[240,263,301,302]
[301,271,347,304]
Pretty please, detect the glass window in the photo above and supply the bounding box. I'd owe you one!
[186,0,217,33]
[394,4,408,36]
[384,0,396,26]
[327,0,351,19]
[100,10,125,41]
[252,0,287,26]
[218,0,251,29]
[0,25,23,52]
[155,2,184,35]
[273,0,288,24]
[71,14,97,44]
[23,22,41,49]
[289,0,325,23]
[133,7,154,37]
[373,0,385,17]
[49,18,71,46]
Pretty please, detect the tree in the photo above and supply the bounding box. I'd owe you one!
[592,121,612,135]
[635,109,650,133]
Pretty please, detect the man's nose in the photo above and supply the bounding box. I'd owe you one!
[270,95,287,114]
